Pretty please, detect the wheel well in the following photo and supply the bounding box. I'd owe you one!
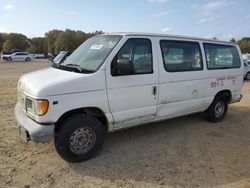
[214,90,232,103]
[55,107,108,133]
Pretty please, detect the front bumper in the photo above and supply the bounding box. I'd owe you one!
[15,102,54,143]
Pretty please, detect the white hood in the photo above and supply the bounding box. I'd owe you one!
[18,67,105,98]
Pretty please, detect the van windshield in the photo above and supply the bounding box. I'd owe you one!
[60,35,122,72]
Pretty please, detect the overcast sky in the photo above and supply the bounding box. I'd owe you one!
[1,0,250,40]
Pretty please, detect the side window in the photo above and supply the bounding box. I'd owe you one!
[111,38,153,76]
[17,53,26,55]
[204,43,240,69]
[160,40,203,72]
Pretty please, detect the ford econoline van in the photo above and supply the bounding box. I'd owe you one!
[15,33,244,162]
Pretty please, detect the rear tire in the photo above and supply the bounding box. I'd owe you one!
[25,57,31,61]
[54,114,105,162]
[205,96,228,122]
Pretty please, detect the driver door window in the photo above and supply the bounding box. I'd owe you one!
[111,38,153,75]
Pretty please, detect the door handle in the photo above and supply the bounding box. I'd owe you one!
[153,86,157,96]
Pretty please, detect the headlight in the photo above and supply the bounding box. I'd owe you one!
[26,98,49,116]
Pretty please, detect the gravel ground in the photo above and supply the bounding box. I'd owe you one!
[0,59,250,188]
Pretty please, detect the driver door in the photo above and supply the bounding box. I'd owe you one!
[106,37,158,129]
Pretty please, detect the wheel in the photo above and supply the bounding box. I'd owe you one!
[54,114,105,162]
[205,96,228,122]
[246,72,250,80]
[7,57,12,61]
[25,57,31,61]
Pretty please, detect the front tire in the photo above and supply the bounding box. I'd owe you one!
[205,96,228,122]
[54,114,105,162]
[7,57,12,61]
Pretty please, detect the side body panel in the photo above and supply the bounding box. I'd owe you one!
[155,37,243,120]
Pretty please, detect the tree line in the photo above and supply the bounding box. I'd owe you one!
[234,38,250,54]
[0,30,250,55]
[0,29,103,55]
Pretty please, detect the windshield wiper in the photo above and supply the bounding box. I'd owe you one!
[62,63,95,73]
[53,63,95,73]
[64,63,82,72]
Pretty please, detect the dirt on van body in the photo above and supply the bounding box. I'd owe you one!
[0,59,250,188]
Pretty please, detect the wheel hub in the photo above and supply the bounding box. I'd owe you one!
[69,127,96,154]
[215,101,224,118]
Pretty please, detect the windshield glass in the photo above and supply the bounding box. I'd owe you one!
[61,35,122,72]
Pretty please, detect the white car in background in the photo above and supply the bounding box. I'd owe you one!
[244,62,250,80]
[3,52,33,62]
[243,54,250,62]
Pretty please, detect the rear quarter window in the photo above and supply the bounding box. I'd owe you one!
[203,43,240,69]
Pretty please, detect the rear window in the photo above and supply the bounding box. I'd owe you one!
[204,43,240,69]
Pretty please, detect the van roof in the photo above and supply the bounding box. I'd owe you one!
[104,32,235,45]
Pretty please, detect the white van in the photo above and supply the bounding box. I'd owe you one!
[15,33,244,162]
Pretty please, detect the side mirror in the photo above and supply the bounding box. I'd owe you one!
[116,59,134,75]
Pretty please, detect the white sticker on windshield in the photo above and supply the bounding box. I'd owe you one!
[90,44,103,50]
